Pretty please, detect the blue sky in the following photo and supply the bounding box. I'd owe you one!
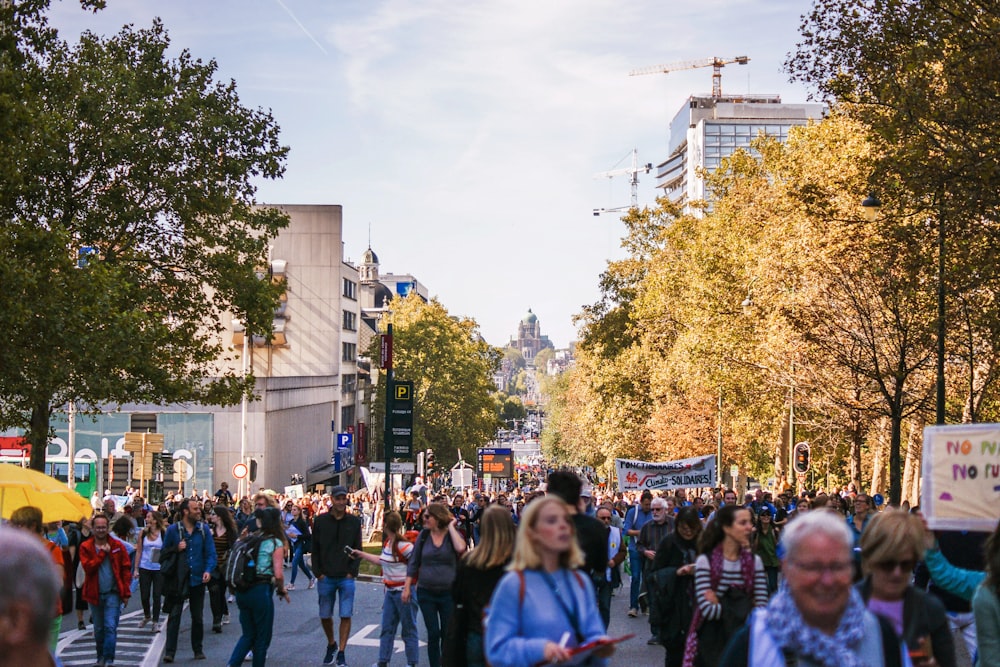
[49,0,816,349]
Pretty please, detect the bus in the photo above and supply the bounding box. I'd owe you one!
[0,454,100,502]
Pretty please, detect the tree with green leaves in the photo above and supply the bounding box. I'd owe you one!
[0,5,288,470]
[368,295,501,468]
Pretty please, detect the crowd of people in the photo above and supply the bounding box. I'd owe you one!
[3,473,1000,667]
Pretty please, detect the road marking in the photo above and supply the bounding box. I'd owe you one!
[348,623,427,653]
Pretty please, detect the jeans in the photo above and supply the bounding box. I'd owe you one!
[165,582,205,656]
[466,630,486,667]
[628,550,643,609]
[228,583,274,667]
[379,588,419,664]
[416,587,453,667]
[89,591,122,663]
[289,541,314,585]
[138,568,163,622]
[596,577,613,629]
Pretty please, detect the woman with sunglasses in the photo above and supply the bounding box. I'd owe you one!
[286,504,316,590]
[857,509,954,667]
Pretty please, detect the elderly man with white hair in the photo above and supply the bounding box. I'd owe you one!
[637,496,674,646]
[719,510,912,667]
[0,528,65,667]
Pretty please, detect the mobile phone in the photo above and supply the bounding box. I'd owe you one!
[343,545,355,557]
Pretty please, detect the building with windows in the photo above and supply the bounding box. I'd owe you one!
[657,95,825,211]
[10,204,366,498]
[507,309,553,364]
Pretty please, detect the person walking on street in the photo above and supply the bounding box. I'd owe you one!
[80,513,133,667]
[161,498,218,663]
[312,485,363,666]
[9,506,67,654]
[209,505,239,633]
[226,507,292,667]
[287,504,316,590]
[403,502,467,667]
[135,511,166,633]
[350,511,420,667]
[638,497,675,645]
[624,490,655,617]
[595,505,627,630]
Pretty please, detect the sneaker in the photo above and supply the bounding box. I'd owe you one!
[222,614,231,625]
[212,623,222,633]
[227,594,235,603]
[286,583,296,591]
[153,621,162,633]
[323,644,337,665]
[245,651,253,662]
[78,621,86,630]
[308,578,316,589]
[647,635,661,646]
[163,655,174,664]
[627,607,638,617]
[336,651,347,667]
[139,616,149,628]
[194,652,207,660]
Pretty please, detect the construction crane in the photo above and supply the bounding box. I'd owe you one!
[593,148,652,216]
[630,56,750,98]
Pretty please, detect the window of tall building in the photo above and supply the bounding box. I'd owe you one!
[342,342,356,362]
[342,373,357,395]
[341,405,355,431]
[343,278,357,300]
[343,310,357,331]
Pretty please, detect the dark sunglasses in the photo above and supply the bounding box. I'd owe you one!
[874,559,915,573]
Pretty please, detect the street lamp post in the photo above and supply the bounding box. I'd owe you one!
[234,318,249,500]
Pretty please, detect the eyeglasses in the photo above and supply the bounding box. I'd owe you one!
[873,559,915,574]
[789,560,853,577]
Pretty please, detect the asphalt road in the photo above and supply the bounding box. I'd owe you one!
[59,574,666,666]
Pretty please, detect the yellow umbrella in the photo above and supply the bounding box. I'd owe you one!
[0,463,93,523]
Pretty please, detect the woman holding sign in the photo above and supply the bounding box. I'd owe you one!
[484,496,615,667]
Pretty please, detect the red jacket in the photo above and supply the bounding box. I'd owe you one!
[79,537,132,605]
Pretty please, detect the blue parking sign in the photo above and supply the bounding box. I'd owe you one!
[337,433,353,448]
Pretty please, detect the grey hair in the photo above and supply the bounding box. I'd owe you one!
[0,528,62,644]
[781,510,853,562]
[650,497,668,510]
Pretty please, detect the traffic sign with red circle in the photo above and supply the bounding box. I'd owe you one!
[232,462,249,479]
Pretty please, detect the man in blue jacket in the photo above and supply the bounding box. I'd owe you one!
[162,498,217,663]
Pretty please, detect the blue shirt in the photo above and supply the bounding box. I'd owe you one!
[623,505,653,553]
[162,521,217,587]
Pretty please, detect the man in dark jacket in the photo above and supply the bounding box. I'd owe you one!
[312,486,363,666]
[161,498,217,663]
[546,471,611,623]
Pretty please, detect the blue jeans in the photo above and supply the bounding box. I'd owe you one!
[379,588,419,664]
[628,550,643,609]
[289,541,313,585]
[89,591,122,663]
[228,583,274,667]
[466,630,485,667]
[416,588,453,667]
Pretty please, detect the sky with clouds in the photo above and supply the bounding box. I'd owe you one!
[48,0,818,349]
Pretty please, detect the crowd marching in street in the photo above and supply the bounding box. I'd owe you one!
[3,471,1000,667]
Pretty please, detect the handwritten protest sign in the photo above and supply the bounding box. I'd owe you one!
[616,454,716,492]
[922,424,1000,532]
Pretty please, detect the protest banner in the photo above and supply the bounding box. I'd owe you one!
[615,454,716,491]
[922,423,1000,532]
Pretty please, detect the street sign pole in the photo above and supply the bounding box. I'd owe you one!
[382,323,394,515]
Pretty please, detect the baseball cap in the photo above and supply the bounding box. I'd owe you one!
[329,485,348,497]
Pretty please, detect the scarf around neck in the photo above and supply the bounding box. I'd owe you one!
[765,581,869,667]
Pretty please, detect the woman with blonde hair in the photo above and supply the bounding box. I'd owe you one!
[447,505,517,667]
[858,509,954,667]
[484,495,613,667]
[135,511,166,632]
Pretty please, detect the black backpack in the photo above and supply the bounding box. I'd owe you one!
[225,533,267,592]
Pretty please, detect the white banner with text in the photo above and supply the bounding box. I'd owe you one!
[615,454,717,491]
[922,424,1000,532]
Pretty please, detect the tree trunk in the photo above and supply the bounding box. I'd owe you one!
[903,421,920,505]
[870,417,888,496]
[849,411,864,493]
[28,400,51,472]
[889,411,903,506]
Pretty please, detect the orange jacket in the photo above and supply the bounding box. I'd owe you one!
[79,537,132,604]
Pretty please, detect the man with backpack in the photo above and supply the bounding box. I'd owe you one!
[161,498,217,663]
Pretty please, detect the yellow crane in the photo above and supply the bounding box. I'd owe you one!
[630,56,750,98]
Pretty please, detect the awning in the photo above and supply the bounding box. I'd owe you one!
[306,463,336,487]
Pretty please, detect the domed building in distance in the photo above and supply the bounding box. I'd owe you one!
[508,309,553,363]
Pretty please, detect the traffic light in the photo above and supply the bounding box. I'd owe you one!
[426,448,435,475]
[793,443,810,475]
[249,458,258,482]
